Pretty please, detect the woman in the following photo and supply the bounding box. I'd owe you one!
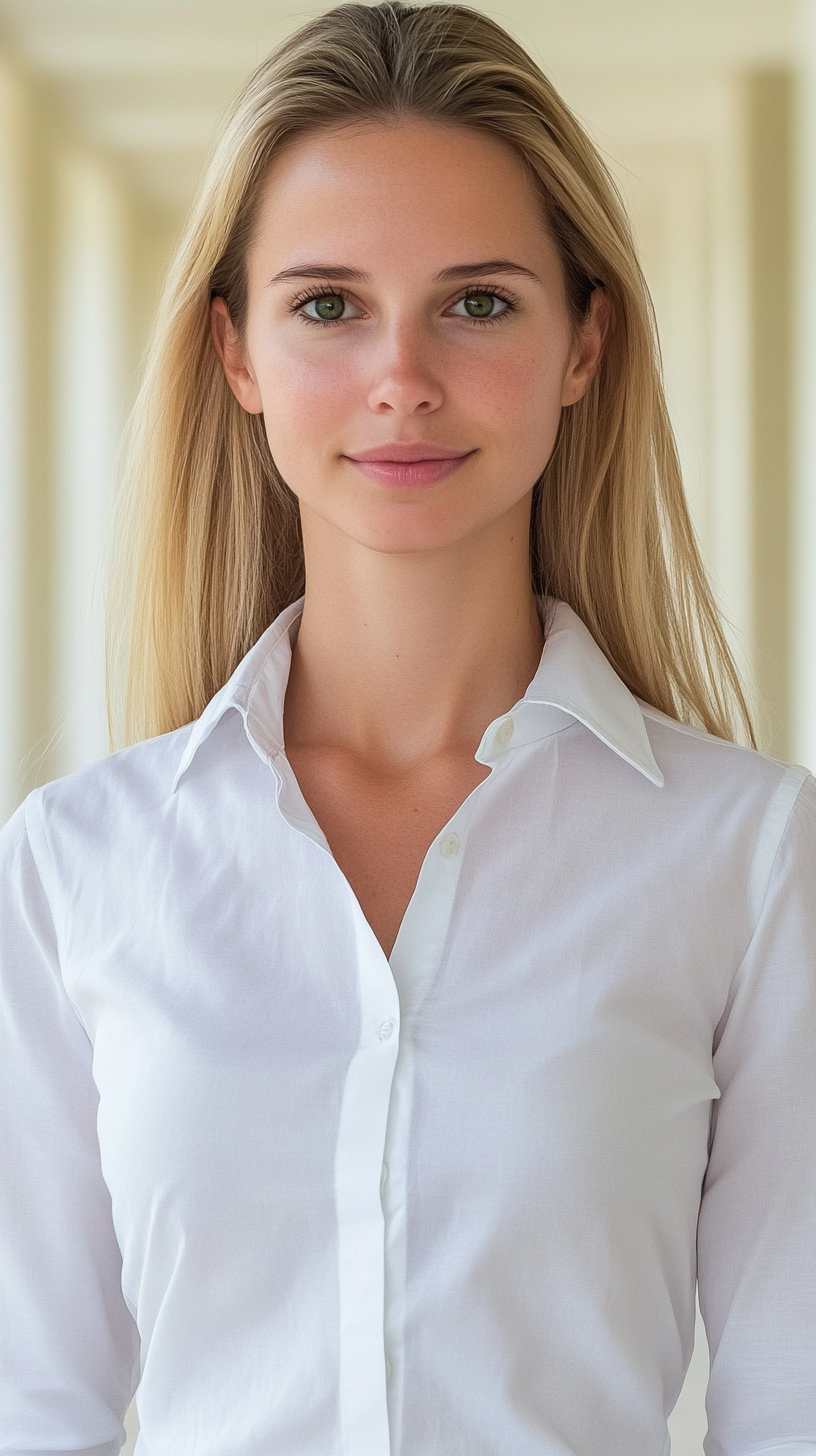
[1,4,814,1454]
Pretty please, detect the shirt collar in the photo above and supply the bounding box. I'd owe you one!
[512,600,663,786]
[172,596,663,793]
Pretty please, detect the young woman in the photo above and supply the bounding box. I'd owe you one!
[1,4,814,1454]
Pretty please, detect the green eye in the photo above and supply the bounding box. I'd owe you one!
[463,293,496,318]
[313,294,345,320]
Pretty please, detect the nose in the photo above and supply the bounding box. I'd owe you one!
[366,319,444,416]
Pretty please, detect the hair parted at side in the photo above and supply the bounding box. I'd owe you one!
[110,0,754,747]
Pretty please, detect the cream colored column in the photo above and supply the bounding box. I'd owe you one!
[0,60,57,820]
[793,1,816,771]
[747,70,795,761]
[0,61,28,825]
[707,75,755,698]
[51,152,129,778]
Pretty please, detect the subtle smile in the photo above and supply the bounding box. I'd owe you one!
[343,442,476,488]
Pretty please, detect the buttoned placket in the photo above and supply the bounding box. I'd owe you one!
[259,718,519,1456]
[378,717,519,1456]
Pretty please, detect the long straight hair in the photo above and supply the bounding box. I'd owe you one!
[111,0,754,747]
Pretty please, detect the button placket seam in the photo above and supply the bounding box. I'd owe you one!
[335,898,400,1456]
[381,795,480,1456]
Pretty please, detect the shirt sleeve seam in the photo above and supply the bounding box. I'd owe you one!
[725,765,811,1005]
[22,789,95,1047]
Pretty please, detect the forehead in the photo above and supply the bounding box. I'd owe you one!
[250,118,554,273]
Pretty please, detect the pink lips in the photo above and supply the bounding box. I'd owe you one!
[344,441,475,488]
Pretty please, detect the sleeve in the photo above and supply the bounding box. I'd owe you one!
[698,771,816,1456]
[0,800,140,1456]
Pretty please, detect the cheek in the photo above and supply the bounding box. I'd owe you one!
[262,348,357,442]
[459,339,565,431]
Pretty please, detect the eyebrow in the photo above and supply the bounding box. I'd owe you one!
[269,264,367,285]
[268,259,541,286]
[435,260,541,284]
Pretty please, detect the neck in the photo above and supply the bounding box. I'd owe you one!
[283,497,544,770]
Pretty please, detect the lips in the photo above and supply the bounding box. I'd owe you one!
[343,442,475,488]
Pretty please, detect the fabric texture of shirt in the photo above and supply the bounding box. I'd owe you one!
[1,597,815,1456]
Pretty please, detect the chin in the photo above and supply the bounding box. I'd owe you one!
[346,505,489,556]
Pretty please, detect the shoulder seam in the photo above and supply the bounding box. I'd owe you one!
[747,765,811,944]
[22,790,94,1046]
[638,702,794,772]
[712,768,812,1044]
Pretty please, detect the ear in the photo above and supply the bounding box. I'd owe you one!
[560,287,611,407]
[210,296,264,414]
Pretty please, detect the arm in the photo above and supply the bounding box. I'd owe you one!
[698,772,816,1456]
[0,802,139,1456]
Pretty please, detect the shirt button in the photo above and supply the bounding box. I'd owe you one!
[377,1019,395,1041]
[385,1355,393,1381]
[440,832,459,858]
[380,1162,389,1191]
[495,717,515,746]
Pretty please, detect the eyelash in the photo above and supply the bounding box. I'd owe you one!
[288,284,520,326]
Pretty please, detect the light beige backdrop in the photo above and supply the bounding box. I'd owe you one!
[0,3,811,1452]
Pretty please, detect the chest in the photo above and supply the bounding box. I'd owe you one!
[284,743,491,955]
[87,822,723,1323]
[61,747,742,1359]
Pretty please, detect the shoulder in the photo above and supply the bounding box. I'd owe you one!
[640,701,807,792]
[10,723,197,893]
[639,700,814,873]
[34,722,195,825]
[16,702,266,896]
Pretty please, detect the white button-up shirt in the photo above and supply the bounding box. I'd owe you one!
[1,599,815,1456]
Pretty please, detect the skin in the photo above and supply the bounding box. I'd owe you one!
[212,118,608,956]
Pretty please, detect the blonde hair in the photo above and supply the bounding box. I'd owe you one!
[112,0,754,747]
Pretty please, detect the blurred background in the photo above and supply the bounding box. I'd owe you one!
[0,0,811,1451]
